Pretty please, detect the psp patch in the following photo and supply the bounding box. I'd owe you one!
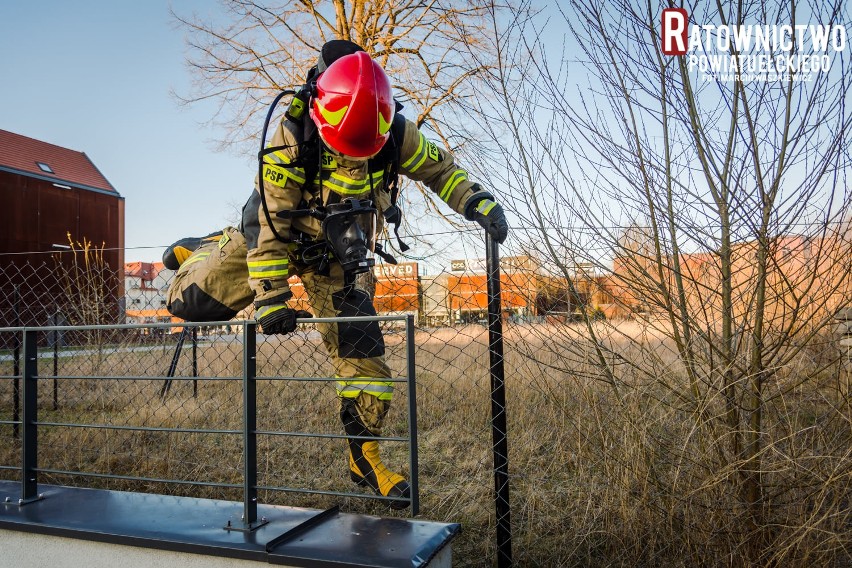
[262,164,288,187]
[321,152,338,170]
[427,141,441,162]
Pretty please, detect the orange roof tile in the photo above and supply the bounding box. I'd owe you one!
[124,261,159,280]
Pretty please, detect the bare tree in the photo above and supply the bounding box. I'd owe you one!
[172,0,500,149]
[466,0,852,564]
[172,0,519,246]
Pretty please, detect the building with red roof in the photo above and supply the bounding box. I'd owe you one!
[0,128,124,265]
[0,129,125,326]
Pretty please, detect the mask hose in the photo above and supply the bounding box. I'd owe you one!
[257,89,297,244]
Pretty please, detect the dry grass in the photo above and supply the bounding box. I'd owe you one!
[1,321,851,566]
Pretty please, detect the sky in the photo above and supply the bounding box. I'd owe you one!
[0,0,543,269]
[3,2,848,271]
[0,2,588,273]
[0,1,250,263]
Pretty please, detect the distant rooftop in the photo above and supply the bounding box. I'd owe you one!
[0,128,118,194]
[125,261,166,280]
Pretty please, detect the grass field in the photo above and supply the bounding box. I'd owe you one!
[2,320,850,566]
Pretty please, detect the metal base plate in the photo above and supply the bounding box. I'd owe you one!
[0,481,459,567]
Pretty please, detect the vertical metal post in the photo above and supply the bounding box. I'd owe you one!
[192,327,198,398]
[486,234,512,567]
[53,309,59,411]
[405,314,420,516]
[13,285,21,438]
[53,343,59,410]
[21,329,39,503]
[242,322,258,526]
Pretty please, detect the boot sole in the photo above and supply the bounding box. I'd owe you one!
[350,471,410,509]
[350,470,369,487]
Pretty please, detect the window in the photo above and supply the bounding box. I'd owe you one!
[36,161,54,173]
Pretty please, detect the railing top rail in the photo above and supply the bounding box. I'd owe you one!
[0,320,243,332]
[293,315,410,324]
[0,314,410,333]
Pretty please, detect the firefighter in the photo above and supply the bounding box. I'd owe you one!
[164,40,508,509]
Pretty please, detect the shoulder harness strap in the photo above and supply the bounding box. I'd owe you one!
[374,111,409,252]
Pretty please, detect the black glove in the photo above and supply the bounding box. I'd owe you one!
[256,305,312,334]
[470,198,509,244]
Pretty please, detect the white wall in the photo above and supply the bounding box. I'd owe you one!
[0,529,290,568]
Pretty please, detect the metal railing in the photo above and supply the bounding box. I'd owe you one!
[0,315,419,525]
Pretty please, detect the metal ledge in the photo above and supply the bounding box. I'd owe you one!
[0,481,459,567]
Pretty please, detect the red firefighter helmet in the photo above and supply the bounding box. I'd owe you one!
[309,51,395,158]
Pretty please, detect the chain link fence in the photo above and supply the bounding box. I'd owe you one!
[2,246,852,567]
[0,251,549,565]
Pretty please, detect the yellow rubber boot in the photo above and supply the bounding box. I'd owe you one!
[162,231,222,270]
[342,396,410,509]
[348,439,410,509]
[349,451,368,486]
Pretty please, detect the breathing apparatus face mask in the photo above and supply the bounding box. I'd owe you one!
[322,198,378,275]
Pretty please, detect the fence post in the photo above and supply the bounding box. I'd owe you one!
[52,307,60,411]
[242,321,259,527]
[192,327,198,398]
[21,329,39,503]
[405,314,420,515]
[486,234,512,567]
[13,285,20,438]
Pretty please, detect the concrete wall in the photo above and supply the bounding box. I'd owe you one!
[1,528,451,568]
[0,529,289,568]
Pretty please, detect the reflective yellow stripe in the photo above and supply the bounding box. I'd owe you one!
[268,150,291,164]
[401,132,426,170]
[249,269,289,278]
[286,163,307,184]
[324,170,384,195]
[248,259,289,267]
[409,150,429,173]
[476,199,496,215]
[256,304,288,319]
[263,149,306,185]
[182,252,210,267]
[335,376,395,401]
[329,170,384,186]
[440,169,467,201]
[324,178,368,195]
[248,258,289,278]
[263,164,306,188]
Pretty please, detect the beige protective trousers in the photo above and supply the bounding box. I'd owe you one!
[166,228,394,434]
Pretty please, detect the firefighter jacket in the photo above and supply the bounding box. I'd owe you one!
[242,115,494,306]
